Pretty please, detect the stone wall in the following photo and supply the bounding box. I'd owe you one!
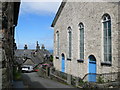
[0,2,20,89]
[118,2,120,81]
[53,2,119,79]
[0,2,2,90]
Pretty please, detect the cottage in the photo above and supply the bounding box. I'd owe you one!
[51,0,120,82]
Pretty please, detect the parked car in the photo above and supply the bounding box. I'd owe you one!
[21,65,33,73]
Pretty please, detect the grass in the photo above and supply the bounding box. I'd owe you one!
[13,67,22,80]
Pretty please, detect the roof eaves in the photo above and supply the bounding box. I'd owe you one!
[51,0,67,27]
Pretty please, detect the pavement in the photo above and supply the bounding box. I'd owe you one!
[21,72,77,89]
[12,81,24,88]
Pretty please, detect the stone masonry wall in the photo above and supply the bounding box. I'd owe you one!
[0,2,2,89]
[0,2,19,89]
[118,2,120,81]
[118,2,120,71]
[53,2,119,79]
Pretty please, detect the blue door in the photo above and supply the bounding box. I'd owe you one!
[61,54,65,72]
[88,55,96,82]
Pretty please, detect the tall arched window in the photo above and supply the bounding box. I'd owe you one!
[102,14,112,62]
[56,31,59,56]
[79,23,84,60]
[68,27,72,59]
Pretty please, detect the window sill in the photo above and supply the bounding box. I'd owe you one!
[101,62,112,66]
[55,56,59,59]
[67,58,71,61]
[77,59,84,63]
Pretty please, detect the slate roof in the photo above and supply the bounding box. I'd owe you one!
[15,49,51,66]
[15,49,34,58]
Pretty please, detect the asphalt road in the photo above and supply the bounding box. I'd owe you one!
[21,72,77,89]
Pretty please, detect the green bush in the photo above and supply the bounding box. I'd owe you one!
[50,55,53,62]
[97,76,104,83]
[79,80,88,86]
[13,67,22,80]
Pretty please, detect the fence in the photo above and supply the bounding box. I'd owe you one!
[37,67,47,78]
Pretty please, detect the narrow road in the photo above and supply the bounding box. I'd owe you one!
[22,72,77,89]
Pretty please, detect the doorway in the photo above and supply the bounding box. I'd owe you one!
[88,55,96,82]
[61,53,65,72]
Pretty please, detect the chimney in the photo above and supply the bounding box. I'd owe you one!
[24,44,28,50]
[41,44,45,50]
[36,41,40,51]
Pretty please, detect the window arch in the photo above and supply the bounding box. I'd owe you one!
[102,14,112,62]
[56,31,59,56]
[68,26,72,58]
[79,23,84,60]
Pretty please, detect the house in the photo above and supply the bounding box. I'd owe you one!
[15,42,51,68]
[51,0,120,82]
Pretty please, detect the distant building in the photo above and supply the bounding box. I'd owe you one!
[51,1,120,82]
[15,43,51,67]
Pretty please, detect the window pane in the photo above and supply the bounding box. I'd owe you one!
[80,25,84,59]
[103,15,112,62]
[103,22,107,29]
[104,29,107,37]
[108,37,111,45]
[69,31,72,58]
[104,37,107,45]
[108,54,112,62]
[80,53,84,59]
[108,45,111,54]
[80,40,84,45]
[104,45,107,54]
[104,54,107,61]
[80,46,84,52]
[108,29,111,36]
[57,32,59,56]
[108,21,111,29]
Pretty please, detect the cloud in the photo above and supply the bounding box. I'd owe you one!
[21,0,62,2]
[20,0,62,15]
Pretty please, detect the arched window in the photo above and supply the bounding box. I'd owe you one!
[79,23,84,60]
[102,14,112,62]
[68,26,72,58]
[56,31,59,56]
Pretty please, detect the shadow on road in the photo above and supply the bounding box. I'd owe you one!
[21,73,47,89]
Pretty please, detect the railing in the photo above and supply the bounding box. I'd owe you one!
[37,66,120,88]
[82,72,120,83]
[71,75,76,86]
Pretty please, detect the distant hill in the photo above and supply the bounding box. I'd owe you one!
[49,50,53,54]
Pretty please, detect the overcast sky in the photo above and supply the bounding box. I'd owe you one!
[15,0,62,50]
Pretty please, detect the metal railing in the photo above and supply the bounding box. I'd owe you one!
[82,72,120,83]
